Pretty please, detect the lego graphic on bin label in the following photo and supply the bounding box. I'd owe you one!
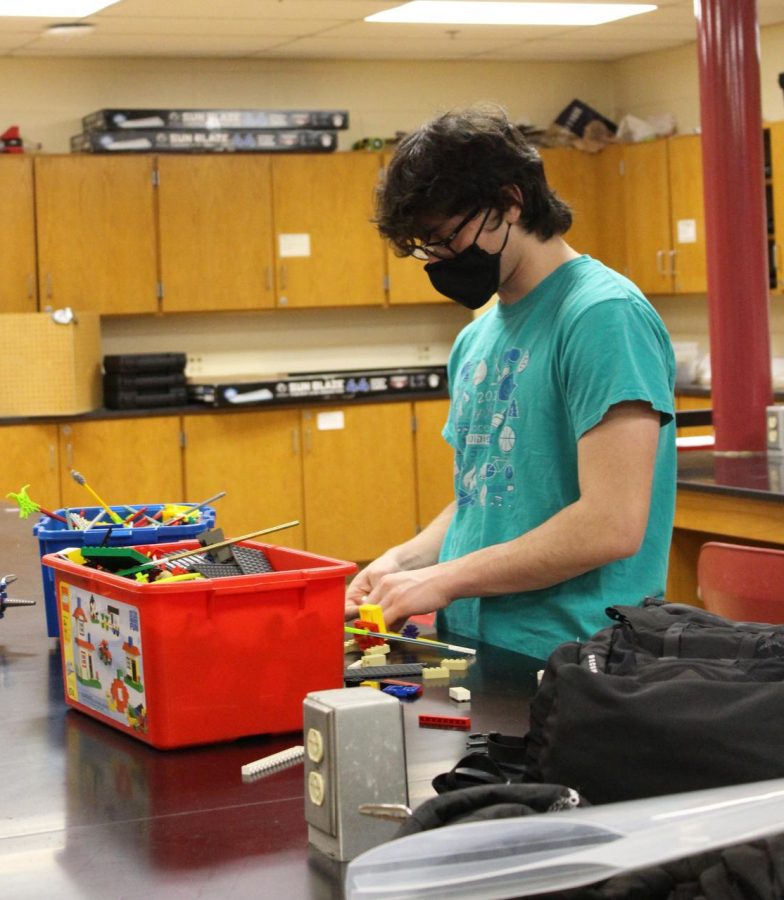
[64,582,147,733]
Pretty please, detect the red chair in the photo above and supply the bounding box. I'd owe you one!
[697,541,784,623]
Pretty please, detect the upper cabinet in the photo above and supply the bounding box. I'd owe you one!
[0,157,37,312]
[271,153,386,308]
[35,155,159,314]
[540,144,626,274]
[157,156,276,312]
[622,135,707,295]
[768,122,784,293]
[381,153,448,305]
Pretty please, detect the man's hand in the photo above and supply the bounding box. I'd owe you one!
[344,548,405,621]
[365,564,452,633]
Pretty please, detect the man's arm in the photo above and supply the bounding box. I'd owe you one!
[366,401,662,626]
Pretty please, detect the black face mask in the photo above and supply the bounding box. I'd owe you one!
[424,222,512,310]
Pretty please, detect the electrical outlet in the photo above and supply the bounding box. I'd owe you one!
[303,687,408,861]
[416,344,431,362]
[186,353,203,375]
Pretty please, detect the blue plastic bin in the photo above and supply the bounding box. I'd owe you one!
[33,504,217,638]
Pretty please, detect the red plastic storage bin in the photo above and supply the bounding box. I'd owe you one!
[43,539,356,749]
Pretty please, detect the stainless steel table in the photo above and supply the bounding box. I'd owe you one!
[0,503,539,899]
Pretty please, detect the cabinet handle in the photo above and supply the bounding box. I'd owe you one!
[279,266,287,290]
[49,444,56,471]
[27,273,35,300]
[265,266,273,292]
[303,425,312,454]
[65,442,73,468]
[656,250,666,276]
[291,428,300,455]
[45,273,53,299]
[668,249,678,277]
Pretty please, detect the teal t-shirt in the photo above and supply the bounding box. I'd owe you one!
[437,255,676,661]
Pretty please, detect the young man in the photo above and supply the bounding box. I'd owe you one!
[346,105,676,662]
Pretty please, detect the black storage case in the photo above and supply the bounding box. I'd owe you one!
[82,108,349,132]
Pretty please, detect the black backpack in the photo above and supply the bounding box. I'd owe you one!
[523,597,784,804]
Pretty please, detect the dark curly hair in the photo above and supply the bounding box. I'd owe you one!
[376,104,572,256]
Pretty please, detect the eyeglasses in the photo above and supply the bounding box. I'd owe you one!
[408,207,482,260]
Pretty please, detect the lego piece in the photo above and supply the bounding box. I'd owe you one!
[442,657,469,672]
[241,745,305,782]
[344,663,423,683]
[358,602,386,632]
[449,686,471,702]
[379,678,423,696]
[401,622,420,639]
[0,575,35,619]
[353,618,385,650]
[418,714,471,731]
[422,666,449,679]
[344,639,360,653]
[364,643,390,656]
[382,684,421,700]
[360,654,386,667]
[359,680,380,689]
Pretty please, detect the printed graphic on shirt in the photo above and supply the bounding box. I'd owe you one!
[453,347,529,510]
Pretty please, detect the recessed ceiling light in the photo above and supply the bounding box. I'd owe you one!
[366,2,657,27]
[45,22,95,36]
[0,1,119,16]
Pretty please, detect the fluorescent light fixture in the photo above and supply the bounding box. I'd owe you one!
[45,22,95,36]
[366,2,657,26]
[0,0,119,16]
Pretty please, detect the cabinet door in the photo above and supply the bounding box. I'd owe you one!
[271,153,385,308]
[157,156,276,312]
[0,157,37,312]
[301,403,417,561]
[35,156,158,314]
[770,122,784,293]
[182,410,304,547]
[0,424,61,511]
[540,145,625,273]
[413,399,453,528]
[59,417,183,508]
[668,135,707,293]
[622,140,673,295]
[382,153,447,305]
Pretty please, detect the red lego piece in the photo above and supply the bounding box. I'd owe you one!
[353,618,386,650]
[0,125,23,153]
[418,714,472,730]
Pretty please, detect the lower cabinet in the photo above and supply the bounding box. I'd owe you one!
[0,424,61,514]
[413,399,454,528]
[182,409,305,548]
[0,399,450,565]
[59,417,184,509]
[300,402,418,562]
[676,392,713,437]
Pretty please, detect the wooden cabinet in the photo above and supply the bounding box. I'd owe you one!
[301,402,417,561]
[675,392,714,437]
[35,156,158,314]
[58,417,183,508]
[413,399,453,527]
[157,156,276,312]
[769,122,784,292]
[622,136,707,295]
[0,157,37,312]
[271,153,385,308]
[541,144,626,273]
[0,424,61,510]
[182,409,305,547]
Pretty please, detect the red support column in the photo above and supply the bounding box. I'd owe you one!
[696,0,772,452]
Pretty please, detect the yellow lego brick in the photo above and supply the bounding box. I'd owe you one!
[358,603,387,632]
[359,680,380,690]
